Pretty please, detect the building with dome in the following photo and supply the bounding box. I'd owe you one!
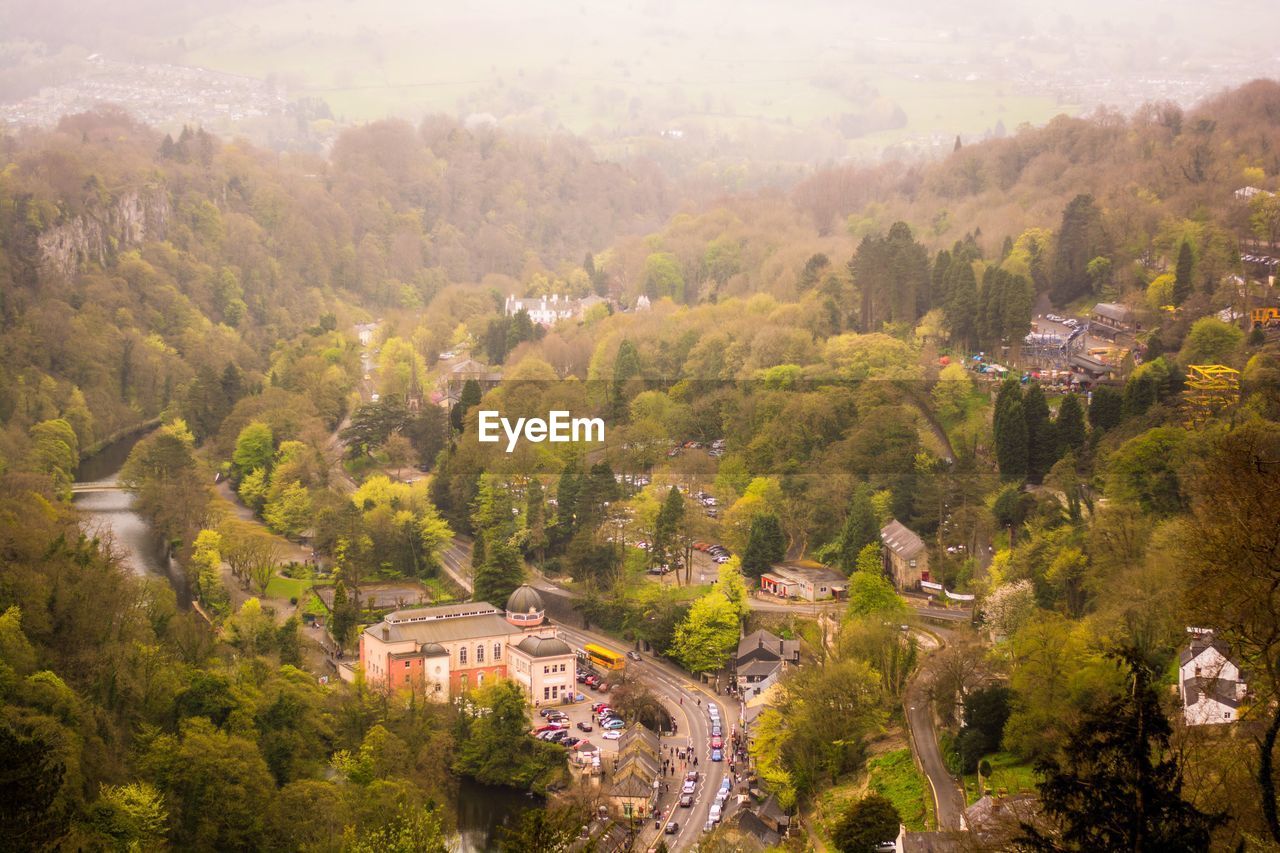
[505,583,546,626]
[357,588,577,705]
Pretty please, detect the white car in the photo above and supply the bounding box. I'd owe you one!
[602,730,622,740]
[682,780,697,795]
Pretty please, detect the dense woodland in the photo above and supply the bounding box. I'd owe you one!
[1,81,1280,851]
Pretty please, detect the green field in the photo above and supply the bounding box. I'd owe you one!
[265,574,314,601]
[176,0,1071,163]
[962,751,1039,805]
[867,748,934,831]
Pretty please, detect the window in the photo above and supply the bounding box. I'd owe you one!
[460,673,468,690]
[494,643,502,661]
[543,687,551,700]
[476,644,485,663]
[459,647,467,665]
[477,672,485,686]
[543,665,550,674]
[404,660,411,669]
[434,684,442,693]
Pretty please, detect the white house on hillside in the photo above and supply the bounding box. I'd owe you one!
[1180,628,1248,726]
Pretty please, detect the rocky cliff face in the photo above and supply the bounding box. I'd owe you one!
[36,186,171,282]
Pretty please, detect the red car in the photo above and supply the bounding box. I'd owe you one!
[592,703,610,713]
[710,735,723,749]
[535,723,566,733]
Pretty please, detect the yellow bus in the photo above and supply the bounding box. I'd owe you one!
[584,643,625,671]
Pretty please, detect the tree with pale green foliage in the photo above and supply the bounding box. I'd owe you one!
[86,782,169,850]
[671,584,742,674]
[263,481,313,538]
[232,420,274,478]
[30,418,79,495]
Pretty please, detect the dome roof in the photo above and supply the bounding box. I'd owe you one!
[419,642,448,657]
[506,584,545,615]
[516,634,573,658]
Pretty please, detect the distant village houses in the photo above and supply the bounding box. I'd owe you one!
[504,293,606,327]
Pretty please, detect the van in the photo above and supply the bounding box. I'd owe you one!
[709,804,722,823]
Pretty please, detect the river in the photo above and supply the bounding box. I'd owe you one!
[73,431,539,850]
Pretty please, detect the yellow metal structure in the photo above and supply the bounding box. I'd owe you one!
[1183,364,1240,428]
[1252,306,1280,328]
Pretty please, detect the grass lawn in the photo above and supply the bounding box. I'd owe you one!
[265,574,313,601]
[866,748,934,831]
[962,751,1038,805]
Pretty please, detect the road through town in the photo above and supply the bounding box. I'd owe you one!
[436,535,735,851]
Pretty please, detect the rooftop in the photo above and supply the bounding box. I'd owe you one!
[765,561,848,585]
[736,629,800,662]
[881,519,926,559]
[515,634,573,658]
[1092,302,1134,323]
[366,608,520,646]
[385,602,502,624]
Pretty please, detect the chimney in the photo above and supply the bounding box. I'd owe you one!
[758,636,764,649]
[779,639,784,655]
[381,626,389,641]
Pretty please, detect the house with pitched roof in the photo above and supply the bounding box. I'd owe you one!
[1180,628,1248,725]
[734,629,801,697]
[881,519,929,590]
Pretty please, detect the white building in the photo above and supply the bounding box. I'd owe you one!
[504,293,605,327]
[1179,629,1248,726]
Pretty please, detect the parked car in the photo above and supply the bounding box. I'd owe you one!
[597,682,611,693]
[603,718,626,730]
[681,780,697,795]
[679,793,694,808]
[576,721,594,732]
[602,730,622,740]
[685,770,699,782]
[547,730,570,743]
[535,723,565,733]
[665,822,679,835]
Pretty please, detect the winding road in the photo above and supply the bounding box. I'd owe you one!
[904,626,968,831]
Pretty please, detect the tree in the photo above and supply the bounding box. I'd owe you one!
[454,680,565,792]
[451,379,482,432]
[832,794,901,853]
[1172,240,1195,306]
[86,782,169,851]
[1055,393,1086,454]
[643,252,685,302]
[138,717,276,850]
[233,421,275,478]
[741,513,786,580]
[1088,386,1123,432]
[30,418,79,494]
[983,580,1037,638]
[263,481,313,538]
[497,805,581,853]
[653,486,686,571]
[993,381,1029,483]
[671,588,741,674]
[1104,427,1188,516]
[1017,651,1223,852]
[381,432,414,480]
[1179,317,1243,366]
[1023,383,1057,484]
[1050,194,1108,305]
[836,486,880,572]
[846,569,905,619]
